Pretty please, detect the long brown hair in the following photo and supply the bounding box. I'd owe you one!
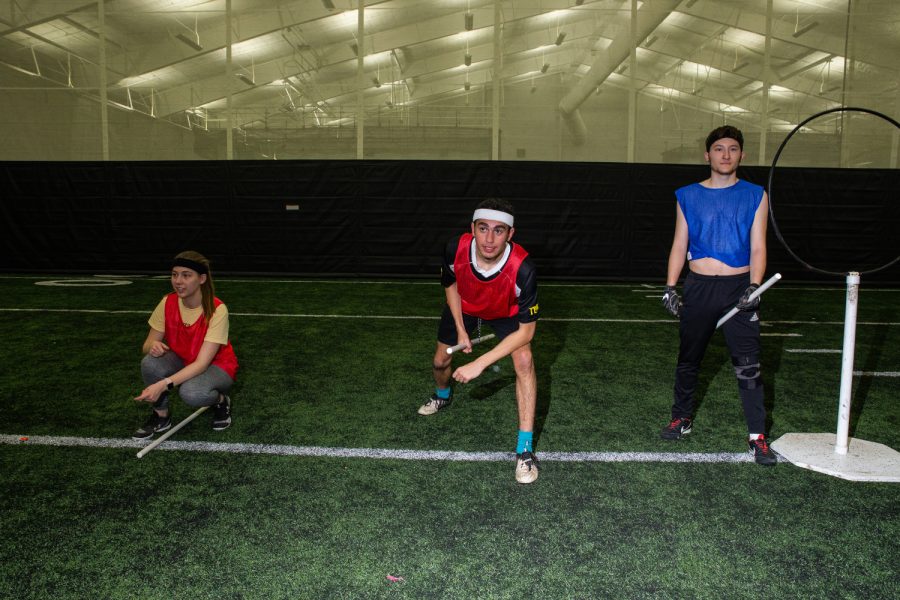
[174,250,216,321]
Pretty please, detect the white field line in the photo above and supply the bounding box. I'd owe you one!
[0,275,659,288]
[786,349,841,353]
[0,307,898,326]
[0,434,755,463]
[3,274,900,293]
[853,371,900,377]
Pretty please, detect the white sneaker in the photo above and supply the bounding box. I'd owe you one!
[515,452,539,484]
[417,393,451,416]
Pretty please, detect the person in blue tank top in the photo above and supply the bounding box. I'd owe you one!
[659,125,777,465]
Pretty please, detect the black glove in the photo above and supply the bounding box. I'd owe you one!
[736,283,761,311]
[662,285,682,318]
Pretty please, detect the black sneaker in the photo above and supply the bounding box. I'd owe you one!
[133,412,171,440]
[661,417,693,440]
[749,436,777,466]
[212,395,232,431]
[417,393,451,416]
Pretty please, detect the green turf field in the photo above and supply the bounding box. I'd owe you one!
[1,275,898,599]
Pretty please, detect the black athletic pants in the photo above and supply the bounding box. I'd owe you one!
[671,271,766,434]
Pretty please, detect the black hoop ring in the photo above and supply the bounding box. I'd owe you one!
[767,106,900,276]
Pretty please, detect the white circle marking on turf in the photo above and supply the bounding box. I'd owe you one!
[36,279,133,287]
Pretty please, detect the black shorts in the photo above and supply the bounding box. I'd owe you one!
[437,304,522,346]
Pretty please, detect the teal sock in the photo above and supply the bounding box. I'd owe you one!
[436,387,451,400]
[516,430,533,454]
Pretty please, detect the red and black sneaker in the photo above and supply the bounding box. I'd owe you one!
[749,435,777,466]
[660,417,692,440]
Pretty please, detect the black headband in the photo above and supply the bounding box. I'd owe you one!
[172,257,209,275]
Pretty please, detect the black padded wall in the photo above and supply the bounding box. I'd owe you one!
[1,160,898,282]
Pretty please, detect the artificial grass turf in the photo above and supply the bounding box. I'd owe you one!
[1,307,897,452]
[1,276,899,598]
[2,276,900,453]
[0,444,897,600]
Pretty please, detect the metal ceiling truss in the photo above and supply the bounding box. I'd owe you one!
[0,0,896,134]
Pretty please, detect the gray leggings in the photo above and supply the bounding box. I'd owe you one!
[141,352,234,412]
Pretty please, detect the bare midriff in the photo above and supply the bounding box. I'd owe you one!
[689,257,750,276]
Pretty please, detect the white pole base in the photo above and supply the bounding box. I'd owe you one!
[771,432,900,482]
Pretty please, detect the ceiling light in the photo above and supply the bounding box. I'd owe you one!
[555,32,566,46]
[372,76,381,87]
[349,42,359,56]
[465,13,474,31]
[321,0,335,10]
[175,33,202,51]
[541,63,549,73]
[464,81,471,90]
[792,21,819,37]
[575,0,585,5]
[464,53,472,66]
[236,73,255,86]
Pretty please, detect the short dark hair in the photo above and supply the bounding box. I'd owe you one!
[475,197,515,217]
[705,125,744,152]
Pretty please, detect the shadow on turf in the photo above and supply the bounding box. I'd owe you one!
[848,305,891,437]
[463,321,567,448]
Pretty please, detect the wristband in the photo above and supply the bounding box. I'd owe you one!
[164,377,175,390]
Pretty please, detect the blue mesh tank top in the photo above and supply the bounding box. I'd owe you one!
[675,179,764,268]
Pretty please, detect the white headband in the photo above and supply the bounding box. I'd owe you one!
[472,208,514,227]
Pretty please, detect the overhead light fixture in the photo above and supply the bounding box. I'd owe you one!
[464,81,471,90]
[733,61,750,71]
[644,35,657,48]
[321,0,335,10]
[176,15,203,51]
[372,76,382,87]
[575,0,585,5]
[350,42,359,56]
[464,53,472,66]
[792,21,819,37]
[616,64,627,74]
[555,32,566,46]
[391,48,408,72]
[236,73,255,86]
[465,13,474,31]
[385,99,393,107]
[176,33,203,52]
[541,63,549,73]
